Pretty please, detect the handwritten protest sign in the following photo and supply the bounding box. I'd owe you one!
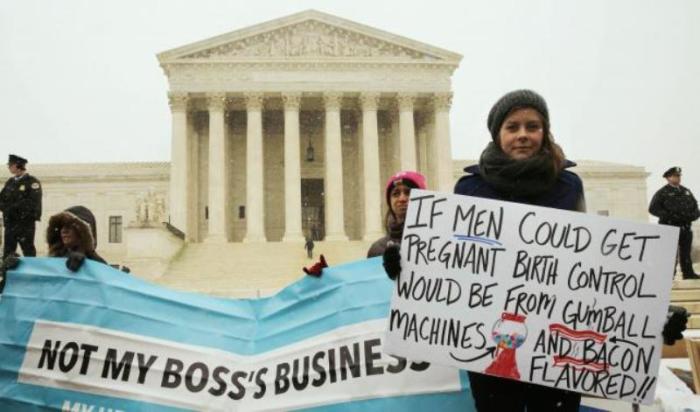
[384,190,678,405]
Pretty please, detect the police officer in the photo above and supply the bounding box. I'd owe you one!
[649,166,700,279]
[0,154,42,258]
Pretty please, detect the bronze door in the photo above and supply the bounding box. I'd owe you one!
[301,178,324,240]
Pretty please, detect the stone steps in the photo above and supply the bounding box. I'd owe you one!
[155,240,373,297]
[671,278,700,329]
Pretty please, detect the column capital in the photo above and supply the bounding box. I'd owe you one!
[323,92,343,110]
[206,92,227,111]
[168,92,188,112]
[397,93,416,111]
[282,92,302,110]
[359,92,380,111]
[245,92,265,110]
[433,92,453,110]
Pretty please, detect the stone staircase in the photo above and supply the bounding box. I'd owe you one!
[151,240,373,298]
[671,278,700,329]
[134,243,700,331]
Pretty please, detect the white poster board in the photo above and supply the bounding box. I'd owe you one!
[384,190,679,405]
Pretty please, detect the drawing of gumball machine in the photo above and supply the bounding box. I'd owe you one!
[484,312,528,380]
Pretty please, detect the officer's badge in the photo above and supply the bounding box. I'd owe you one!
[19,185,25,191]
[31,182,40,190]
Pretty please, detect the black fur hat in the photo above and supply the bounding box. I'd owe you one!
[46,206,98,256]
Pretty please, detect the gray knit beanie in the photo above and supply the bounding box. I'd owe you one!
[487,89,549,142]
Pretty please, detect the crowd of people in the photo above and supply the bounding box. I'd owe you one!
[0,89,698,411]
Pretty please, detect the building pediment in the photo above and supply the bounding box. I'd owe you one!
[158,10,461,66]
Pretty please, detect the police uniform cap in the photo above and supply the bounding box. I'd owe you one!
[8,154,28,167]
[663,166,682,178]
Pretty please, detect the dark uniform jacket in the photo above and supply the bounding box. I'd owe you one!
[649,184,700,227]
[0,174,42,223]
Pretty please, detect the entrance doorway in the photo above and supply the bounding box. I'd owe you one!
[302,178,325,240]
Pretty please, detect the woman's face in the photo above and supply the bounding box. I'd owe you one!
[60,226,78,248]
[389,183,411,221]
[498,108,545,160]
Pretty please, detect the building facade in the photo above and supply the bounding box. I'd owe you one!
[158,10,461,243]
[0,11,660,273]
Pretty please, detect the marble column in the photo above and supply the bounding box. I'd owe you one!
[243,93,266,242]
[323,92,348,241]
[433,92,454,192]
[282,93,304,242]
[168,92,189,236]
[205,92,228,242]
[360,92,384,241]
[398,93,417,171]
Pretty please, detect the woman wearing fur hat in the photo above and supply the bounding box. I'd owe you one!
[367,170,427,258]
[46,205,107,271]
[1,205,107,292]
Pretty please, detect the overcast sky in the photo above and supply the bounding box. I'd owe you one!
[1,0,699,203]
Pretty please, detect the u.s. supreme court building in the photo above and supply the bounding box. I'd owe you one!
[5,11,653,292]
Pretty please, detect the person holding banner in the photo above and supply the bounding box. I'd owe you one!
[1,206,108,293]
[367,170,427,258]
[45,205,107,270]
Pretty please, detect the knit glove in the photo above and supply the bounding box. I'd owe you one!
[383,244,401,281]
[66,251,86,272]
[0,253,21,294]
[303,254,328,277]
[2,253,21,273]
[663,305,689,345]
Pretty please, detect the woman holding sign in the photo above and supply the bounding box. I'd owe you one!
[383,89,687,411]
[451,89,584,410]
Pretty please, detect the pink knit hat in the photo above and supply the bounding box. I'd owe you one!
[385,170,427,206]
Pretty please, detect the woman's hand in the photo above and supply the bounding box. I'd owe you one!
[66,251,86,272]
[0,253,21,294]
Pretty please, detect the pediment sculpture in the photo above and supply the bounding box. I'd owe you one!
[182,20,439,61]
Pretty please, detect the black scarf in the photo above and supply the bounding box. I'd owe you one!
[478,142,559,198]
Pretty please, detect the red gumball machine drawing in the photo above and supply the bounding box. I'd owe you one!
[484,312,528,380]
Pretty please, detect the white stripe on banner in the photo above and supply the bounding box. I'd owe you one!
[19,319,462,411]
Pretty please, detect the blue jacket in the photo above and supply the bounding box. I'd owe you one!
[453,162,585,212]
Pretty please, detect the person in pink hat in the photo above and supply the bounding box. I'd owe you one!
[366,170,427,258]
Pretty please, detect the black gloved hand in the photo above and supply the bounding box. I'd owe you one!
[66,251,86,272]
[383,244,401,281]
[1,254,21,295]
[3,254,21,271]
[663,305,689,345]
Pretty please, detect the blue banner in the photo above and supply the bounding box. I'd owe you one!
[0,257,474,411]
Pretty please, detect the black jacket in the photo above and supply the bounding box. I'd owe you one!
[649,184,700,226]
[0,173,42,223]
